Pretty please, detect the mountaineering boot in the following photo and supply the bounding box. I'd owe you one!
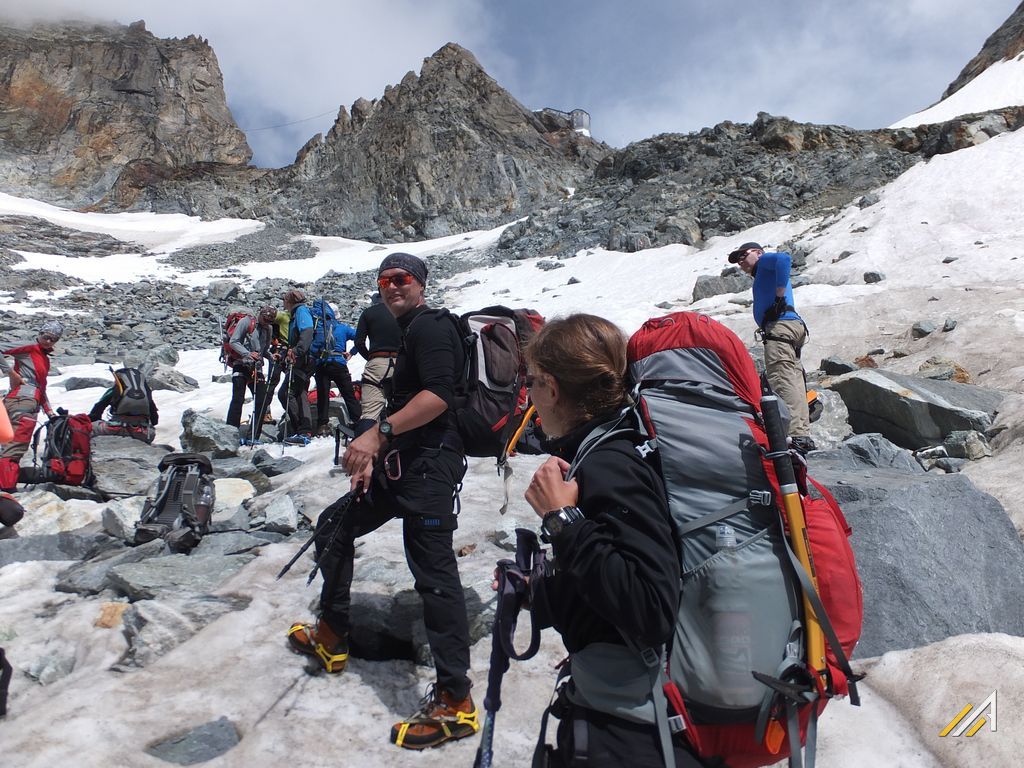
[790,436,817,455]
[287,618,349,673]
[390,683,479,750]
[316,423,333,438]
[283,432,312,446]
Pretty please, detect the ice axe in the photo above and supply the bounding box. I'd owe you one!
[760,395,827,682]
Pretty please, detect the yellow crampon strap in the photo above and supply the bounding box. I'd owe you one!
[394,722,412,747]
[314,644,349,673]
[456,708,480,731]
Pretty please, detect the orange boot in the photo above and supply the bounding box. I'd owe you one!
[390,683,479,750]
[287,618,349,673]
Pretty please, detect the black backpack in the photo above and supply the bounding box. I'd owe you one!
[134,453,216,553]
[442,306,545,460]
[110,367,154,421]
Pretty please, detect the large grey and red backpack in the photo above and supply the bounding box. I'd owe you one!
[570,311,863,768]
[31,410,94,486]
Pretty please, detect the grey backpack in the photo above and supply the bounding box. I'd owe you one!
[135,453,215,553]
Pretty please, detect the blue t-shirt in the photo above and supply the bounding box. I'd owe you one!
[323,321,358,365]
[752,252,801,327]
[288,304,314,345]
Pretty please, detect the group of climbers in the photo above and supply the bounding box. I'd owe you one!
[1,245,832,767]
[219,290,399,446]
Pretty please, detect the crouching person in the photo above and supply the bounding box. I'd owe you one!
[89,367,159,444]
[287,253,477,750]
[523,315,700,768]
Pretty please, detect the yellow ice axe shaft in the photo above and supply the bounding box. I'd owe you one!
[761,395,827,679]
[503,404,535,458]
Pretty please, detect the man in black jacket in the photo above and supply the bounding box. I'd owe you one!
[287,253,476,751]
[353,292,402,434]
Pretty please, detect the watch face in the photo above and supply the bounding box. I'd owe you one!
[379,420,392,436]
[545,515,562,536]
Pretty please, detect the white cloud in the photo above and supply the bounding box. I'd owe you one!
[1,0,1019,162]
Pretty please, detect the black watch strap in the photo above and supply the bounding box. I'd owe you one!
[541,506,585,542]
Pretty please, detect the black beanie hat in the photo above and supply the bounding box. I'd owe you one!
[378,252,428,287]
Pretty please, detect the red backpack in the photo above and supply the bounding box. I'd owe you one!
[631,312,862,768]
[220,312,256,365]
[31,411,94,486]
[570,312,862,768]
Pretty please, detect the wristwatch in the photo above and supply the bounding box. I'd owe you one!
[541,506,585,542]
[378,418,394,439]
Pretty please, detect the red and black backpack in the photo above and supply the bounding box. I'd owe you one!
[31,411,94,486]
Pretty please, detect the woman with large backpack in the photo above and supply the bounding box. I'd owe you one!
[522,314,702,768]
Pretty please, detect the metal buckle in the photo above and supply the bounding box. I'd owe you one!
[749,489,773,507]
[668,714,686,734]
[639,646,661,667]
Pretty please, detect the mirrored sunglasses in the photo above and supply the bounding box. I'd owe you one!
[377,273,417,290]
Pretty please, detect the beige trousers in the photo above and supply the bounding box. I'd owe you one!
[763,320,810,438]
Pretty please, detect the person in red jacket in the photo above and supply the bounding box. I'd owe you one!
[0,321,63,491]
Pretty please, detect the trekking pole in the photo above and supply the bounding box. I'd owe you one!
[280,361,295,454]
[760,395,827,682]
[473,528,545,768]
[248,366,260,448]
[275,489,357,581]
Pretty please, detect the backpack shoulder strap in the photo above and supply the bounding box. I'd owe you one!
[564,407,640,481]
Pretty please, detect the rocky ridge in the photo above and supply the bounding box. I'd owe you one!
[495,107,1024,260]
[943,0,1024,99]
[107,43,608,242]
[0,19,251,206]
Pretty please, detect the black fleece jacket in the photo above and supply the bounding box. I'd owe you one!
[531,417,680,652]
[389,306,464,449]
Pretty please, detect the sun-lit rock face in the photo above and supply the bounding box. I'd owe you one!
[0,19,251,206]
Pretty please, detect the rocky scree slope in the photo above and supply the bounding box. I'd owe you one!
[108,43,608,242]
[0,20,251,207]
[496,107,1024,260]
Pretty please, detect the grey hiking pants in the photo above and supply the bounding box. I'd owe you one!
[763,319,810,438]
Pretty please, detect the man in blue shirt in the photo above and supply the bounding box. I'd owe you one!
[282,289,315,444]
[728,242,815,453]
[313,316,362,436]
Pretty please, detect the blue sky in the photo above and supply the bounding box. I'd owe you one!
[6,0,1019,167]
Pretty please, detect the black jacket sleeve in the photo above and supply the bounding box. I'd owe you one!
[89,389,114,422]
[354,312,370,359]
[531,443,679,650]
[408,313,459,407]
